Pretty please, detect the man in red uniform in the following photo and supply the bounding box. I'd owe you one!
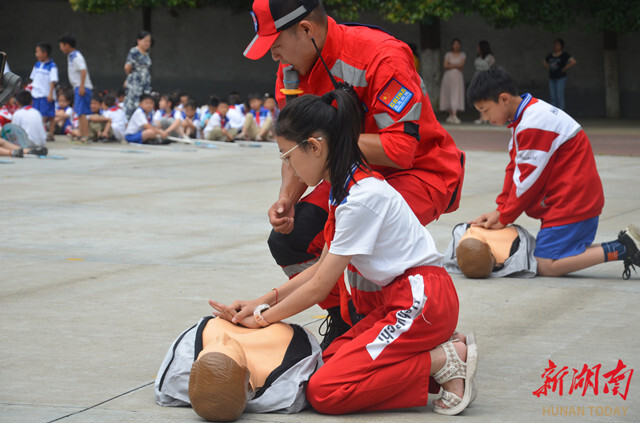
[244,0,465,347]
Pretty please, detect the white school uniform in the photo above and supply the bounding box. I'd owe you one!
[152,109,181,124]
[125,107,152,135]
[103,106,127,140]
[67,50,93,90]
[12,106,47,147]
[30,60,58,99]
[226,106,245,130]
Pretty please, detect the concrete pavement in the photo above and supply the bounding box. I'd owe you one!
[1,127,639,422]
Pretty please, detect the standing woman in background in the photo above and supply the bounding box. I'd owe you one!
[543,38,576,111]
[439,38,466,124]
[473,40,495,124]
[124,31,153,119]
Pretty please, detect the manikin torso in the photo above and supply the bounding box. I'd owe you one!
[459,226,519,265]
[199,318,294,391]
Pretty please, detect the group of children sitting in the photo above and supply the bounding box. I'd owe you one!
[0,86,280,151]
[0,90,49,157]
[0,39,280,153]
[125,91,279,145]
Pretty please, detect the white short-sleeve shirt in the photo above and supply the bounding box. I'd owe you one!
[103,107,127,140]
[67,50,93,90]
[125,108,150,135]
[29,60,58,98]
[226,107,245,130]
[152,109,182,123]
[12,106,47,147]
[329,177,443,286]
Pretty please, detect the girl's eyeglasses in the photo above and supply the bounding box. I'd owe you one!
[279,137,323,164]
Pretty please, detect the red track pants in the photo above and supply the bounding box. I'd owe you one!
[306,266,459,414]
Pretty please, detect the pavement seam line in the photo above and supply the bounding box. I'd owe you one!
[43,381,154,423]
[39,321,323,423]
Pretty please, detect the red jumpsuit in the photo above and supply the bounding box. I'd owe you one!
[269,17,464,313]
[305,169,459,413]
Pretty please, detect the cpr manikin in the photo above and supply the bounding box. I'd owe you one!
[155,317,322,421]
[444,224,537,278]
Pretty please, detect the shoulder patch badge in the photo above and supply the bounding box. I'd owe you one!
[378,78,413,113]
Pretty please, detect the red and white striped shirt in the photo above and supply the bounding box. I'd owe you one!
[497,95,604,228]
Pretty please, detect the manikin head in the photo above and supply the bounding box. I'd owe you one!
[189,332,252,422]
[456,225,521,278]
[456,237,496,279]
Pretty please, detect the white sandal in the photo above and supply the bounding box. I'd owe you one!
[432,333,478,415]
[447,332,478,406]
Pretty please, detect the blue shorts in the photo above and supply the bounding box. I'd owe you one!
[73,87,93,116]
[534,216,599,260]
[33,97,55,117]
[125,131,143,144]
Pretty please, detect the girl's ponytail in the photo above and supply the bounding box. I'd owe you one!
[324,89,368,204]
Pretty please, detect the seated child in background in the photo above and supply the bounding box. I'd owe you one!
[101,93,127,142]
[204,97,238,142]
[30,43,58,142]
[176,92,189,111]
[124,94,163,144]
[467,67,640,279]
[227,97,246,135]
[180,99,201,139]
[238,92,272,141]
[0,95,17,130]
[54,90,76,136]
[263,93,279,140]
[87,93,111,141]
[153,94,184,138]
[228,92,245,115]
[116,87,125,110]
[199,96,217,133]
[12,90,47,148]
[0,137,47,157]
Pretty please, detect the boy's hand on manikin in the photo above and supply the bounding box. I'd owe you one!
[469,210,505,229]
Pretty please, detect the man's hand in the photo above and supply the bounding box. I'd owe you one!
[79,86,85,96]
[469,210,505,229]
[268,197,295,234]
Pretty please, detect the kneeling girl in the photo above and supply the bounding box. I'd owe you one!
[211,89,478,416]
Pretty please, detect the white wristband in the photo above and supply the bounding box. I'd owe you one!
[253,304,270,327]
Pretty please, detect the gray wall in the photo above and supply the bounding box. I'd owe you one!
[1,0,639,117]
[0,0,280,101]
[441,14,640,118]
